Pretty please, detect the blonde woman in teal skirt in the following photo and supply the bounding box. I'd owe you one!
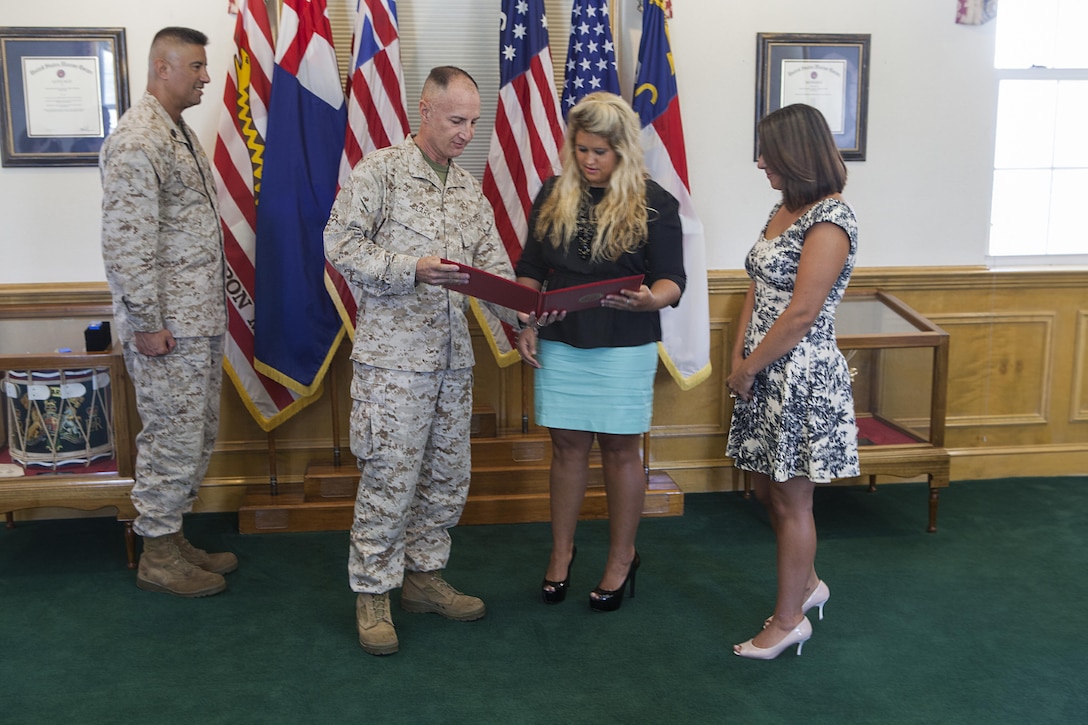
[514,93,685,612]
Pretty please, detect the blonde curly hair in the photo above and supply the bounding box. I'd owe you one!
[533,92,650,262]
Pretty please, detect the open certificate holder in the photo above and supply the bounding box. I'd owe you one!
[441,260,643,317]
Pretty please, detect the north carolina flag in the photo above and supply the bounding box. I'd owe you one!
[253,0,347,395]
[482,0,565,362]
[633,0,711,390]
[561,0,620,114]
[327,0,411,333]
[214,0,316,431]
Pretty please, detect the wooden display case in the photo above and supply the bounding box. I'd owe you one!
[745,289,951,532]
[0,310,137,566]
[837,289,950,531]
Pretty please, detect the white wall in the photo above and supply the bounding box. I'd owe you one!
[660,1,998,269]
[0,1,233,286]
[0,1,998,284]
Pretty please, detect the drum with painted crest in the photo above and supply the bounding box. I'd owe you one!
[3,367,114,469]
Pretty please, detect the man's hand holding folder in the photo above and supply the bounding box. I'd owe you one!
[440,259,644,318]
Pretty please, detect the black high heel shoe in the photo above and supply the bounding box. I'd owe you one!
[541,546,577,604]
[589,551,640,612]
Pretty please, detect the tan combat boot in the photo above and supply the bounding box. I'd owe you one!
[356,592,398,656]
[173,532,239,574]
[400,570,486,621]
[137,535,227,597]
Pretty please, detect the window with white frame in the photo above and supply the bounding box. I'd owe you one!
[990,0,1088,260]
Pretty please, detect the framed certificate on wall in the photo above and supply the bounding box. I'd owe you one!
[755,33,871,161]
[0,27,129,167]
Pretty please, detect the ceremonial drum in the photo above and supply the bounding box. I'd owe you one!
[3,368,114,469]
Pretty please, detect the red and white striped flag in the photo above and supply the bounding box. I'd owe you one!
[214,0,318,430]
[482,0,565,360]
[327,0,411,331]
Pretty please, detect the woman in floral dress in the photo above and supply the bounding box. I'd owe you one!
[726,104,860,659]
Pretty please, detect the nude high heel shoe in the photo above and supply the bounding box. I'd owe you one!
[764,580,829,629]
[803,580,830,621]
[735,616,812,660]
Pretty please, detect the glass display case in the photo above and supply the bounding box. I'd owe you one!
[745,289,950,532]
[837,289,950,531]
[0,311,136,565]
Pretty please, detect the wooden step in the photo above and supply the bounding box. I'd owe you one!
[238,483,352,533]
[470,405,496,439]
[303,464,358,500]
[238,472,683,533]
[303,462,607,499]
[303,433,610,478]
[470,435,552,466]
[458,473,683,525]
[241,431,680,533]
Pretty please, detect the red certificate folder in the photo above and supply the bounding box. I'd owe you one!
[441,259,644,317]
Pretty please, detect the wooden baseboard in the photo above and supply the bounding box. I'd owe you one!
[950,444,1088,481]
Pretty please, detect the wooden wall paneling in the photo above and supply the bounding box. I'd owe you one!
[931,312,1054,429]
[650,318,730,436]
[645,316,735,491]
[4,268,1087,519]
[1072,310,1088,423]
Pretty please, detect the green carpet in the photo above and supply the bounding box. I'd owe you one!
[2,477,1086,724]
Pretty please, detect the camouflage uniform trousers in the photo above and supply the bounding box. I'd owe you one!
[348,363,473,594]
[123,336,224,538]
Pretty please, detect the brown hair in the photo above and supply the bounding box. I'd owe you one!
[422,65,478,94]
[757,104,847,211]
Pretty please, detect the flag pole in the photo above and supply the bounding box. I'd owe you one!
[521,363,530,434]
[328,359,342,467]
[266,429,278,496]
[642,430,651,483]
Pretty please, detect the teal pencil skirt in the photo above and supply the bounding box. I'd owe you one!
[534,339,658,435]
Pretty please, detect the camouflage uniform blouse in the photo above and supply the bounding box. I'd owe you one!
[100,92,226,341]
[324,136,517,372]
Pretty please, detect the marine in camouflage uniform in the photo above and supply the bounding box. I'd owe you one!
[100,28,235,597]
[325,67,517,654]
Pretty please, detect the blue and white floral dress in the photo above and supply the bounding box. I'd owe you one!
[726,197,860,483]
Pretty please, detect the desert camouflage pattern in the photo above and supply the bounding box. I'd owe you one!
[347,364,473,592]
[123,337,224,537]
[326,136,514,593]
[100,92,226,341]
[324,135,517,372]
[101,91,227,537]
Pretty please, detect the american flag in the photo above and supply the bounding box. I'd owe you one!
[481,0,565,359]
[634,0,711,390]
[214,0,314,431]
[483,0,565,269]
[561,0,620,114]
[327,0,411,331]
